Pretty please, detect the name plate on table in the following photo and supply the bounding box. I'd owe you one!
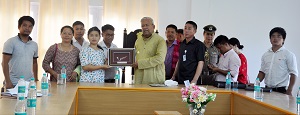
[108,48,135,66]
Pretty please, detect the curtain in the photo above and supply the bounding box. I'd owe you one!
[103,0,158,48]
[0,0,30,83]
[37,0,89,77]
[0,0,158,82]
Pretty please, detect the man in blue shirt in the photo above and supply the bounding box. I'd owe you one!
[164,24,180,80]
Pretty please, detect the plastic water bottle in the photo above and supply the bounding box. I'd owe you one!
[115,67,120,85]
[15,98,26,115]
[17,76,26,100]
[61,65,67,84]
[296,87,300,113]
[41,73,49,96]
[254,78,261,99]
[225,72,231,90]
[28,77,36,91]
[27,84,36,115]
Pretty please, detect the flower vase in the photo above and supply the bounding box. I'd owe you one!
[189,104,206,115]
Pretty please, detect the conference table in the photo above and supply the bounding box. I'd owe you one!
[0,82,297,115]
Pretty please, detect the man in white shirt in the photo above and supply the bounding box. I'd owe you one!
[98,24,118,83]
[72,21,89,50]
[257,27,298,95]
[72,21,89,82]
[208,35,241,86]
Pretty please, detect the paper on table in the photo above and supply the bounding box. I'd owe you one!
[149,84,167,87]
[1,81,42,97]
[164,80,178,86]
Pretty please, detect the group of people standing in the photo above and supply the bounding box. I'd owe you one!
[2,16,298,96]
[2,16,119,90]
[134,17,247,87]
[134,17,298,96]
[159,21,298,95]
[42,22,118,83]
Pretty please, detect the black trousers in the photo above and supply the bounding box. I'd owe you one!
[165,75,172,80]
[198,74,216,85]
[214,81,247,89]
[105,79,115,83]
[266,86,287,94]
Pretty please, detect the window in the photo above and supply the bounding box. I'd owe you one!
[30,1,39,42]
[89,6,103,28]
[29,0,104,41]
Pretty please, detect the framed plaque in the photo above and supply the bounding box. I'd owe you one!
[108,48,135,66]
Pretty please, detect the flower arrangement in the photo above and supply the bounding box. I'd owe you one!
[181,84,216,114]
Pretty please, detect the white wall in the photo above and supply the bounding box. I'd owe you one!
[158,0,300,95]
[158,0,191,35]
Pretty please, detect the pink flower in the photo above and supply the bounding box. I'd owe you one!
[181,85,216,107]
[181,88,188,94]
[192,90,200,99]
[192,85,199,90]
[189,98,194,102]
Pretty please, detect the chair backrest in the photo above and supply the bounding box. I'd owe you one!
[123,28,142,48]
[122,28,142,83]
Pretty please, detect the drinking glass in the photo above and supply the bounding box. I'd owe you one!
[232,81,239,91]
[57,74,64,85]
[255,88,264,101]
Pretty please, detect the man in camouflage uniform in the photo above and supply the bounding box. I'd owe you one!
[198,25,220,85]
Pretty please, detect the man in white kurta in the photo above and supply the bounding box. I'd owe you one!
[133,17,167,84]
